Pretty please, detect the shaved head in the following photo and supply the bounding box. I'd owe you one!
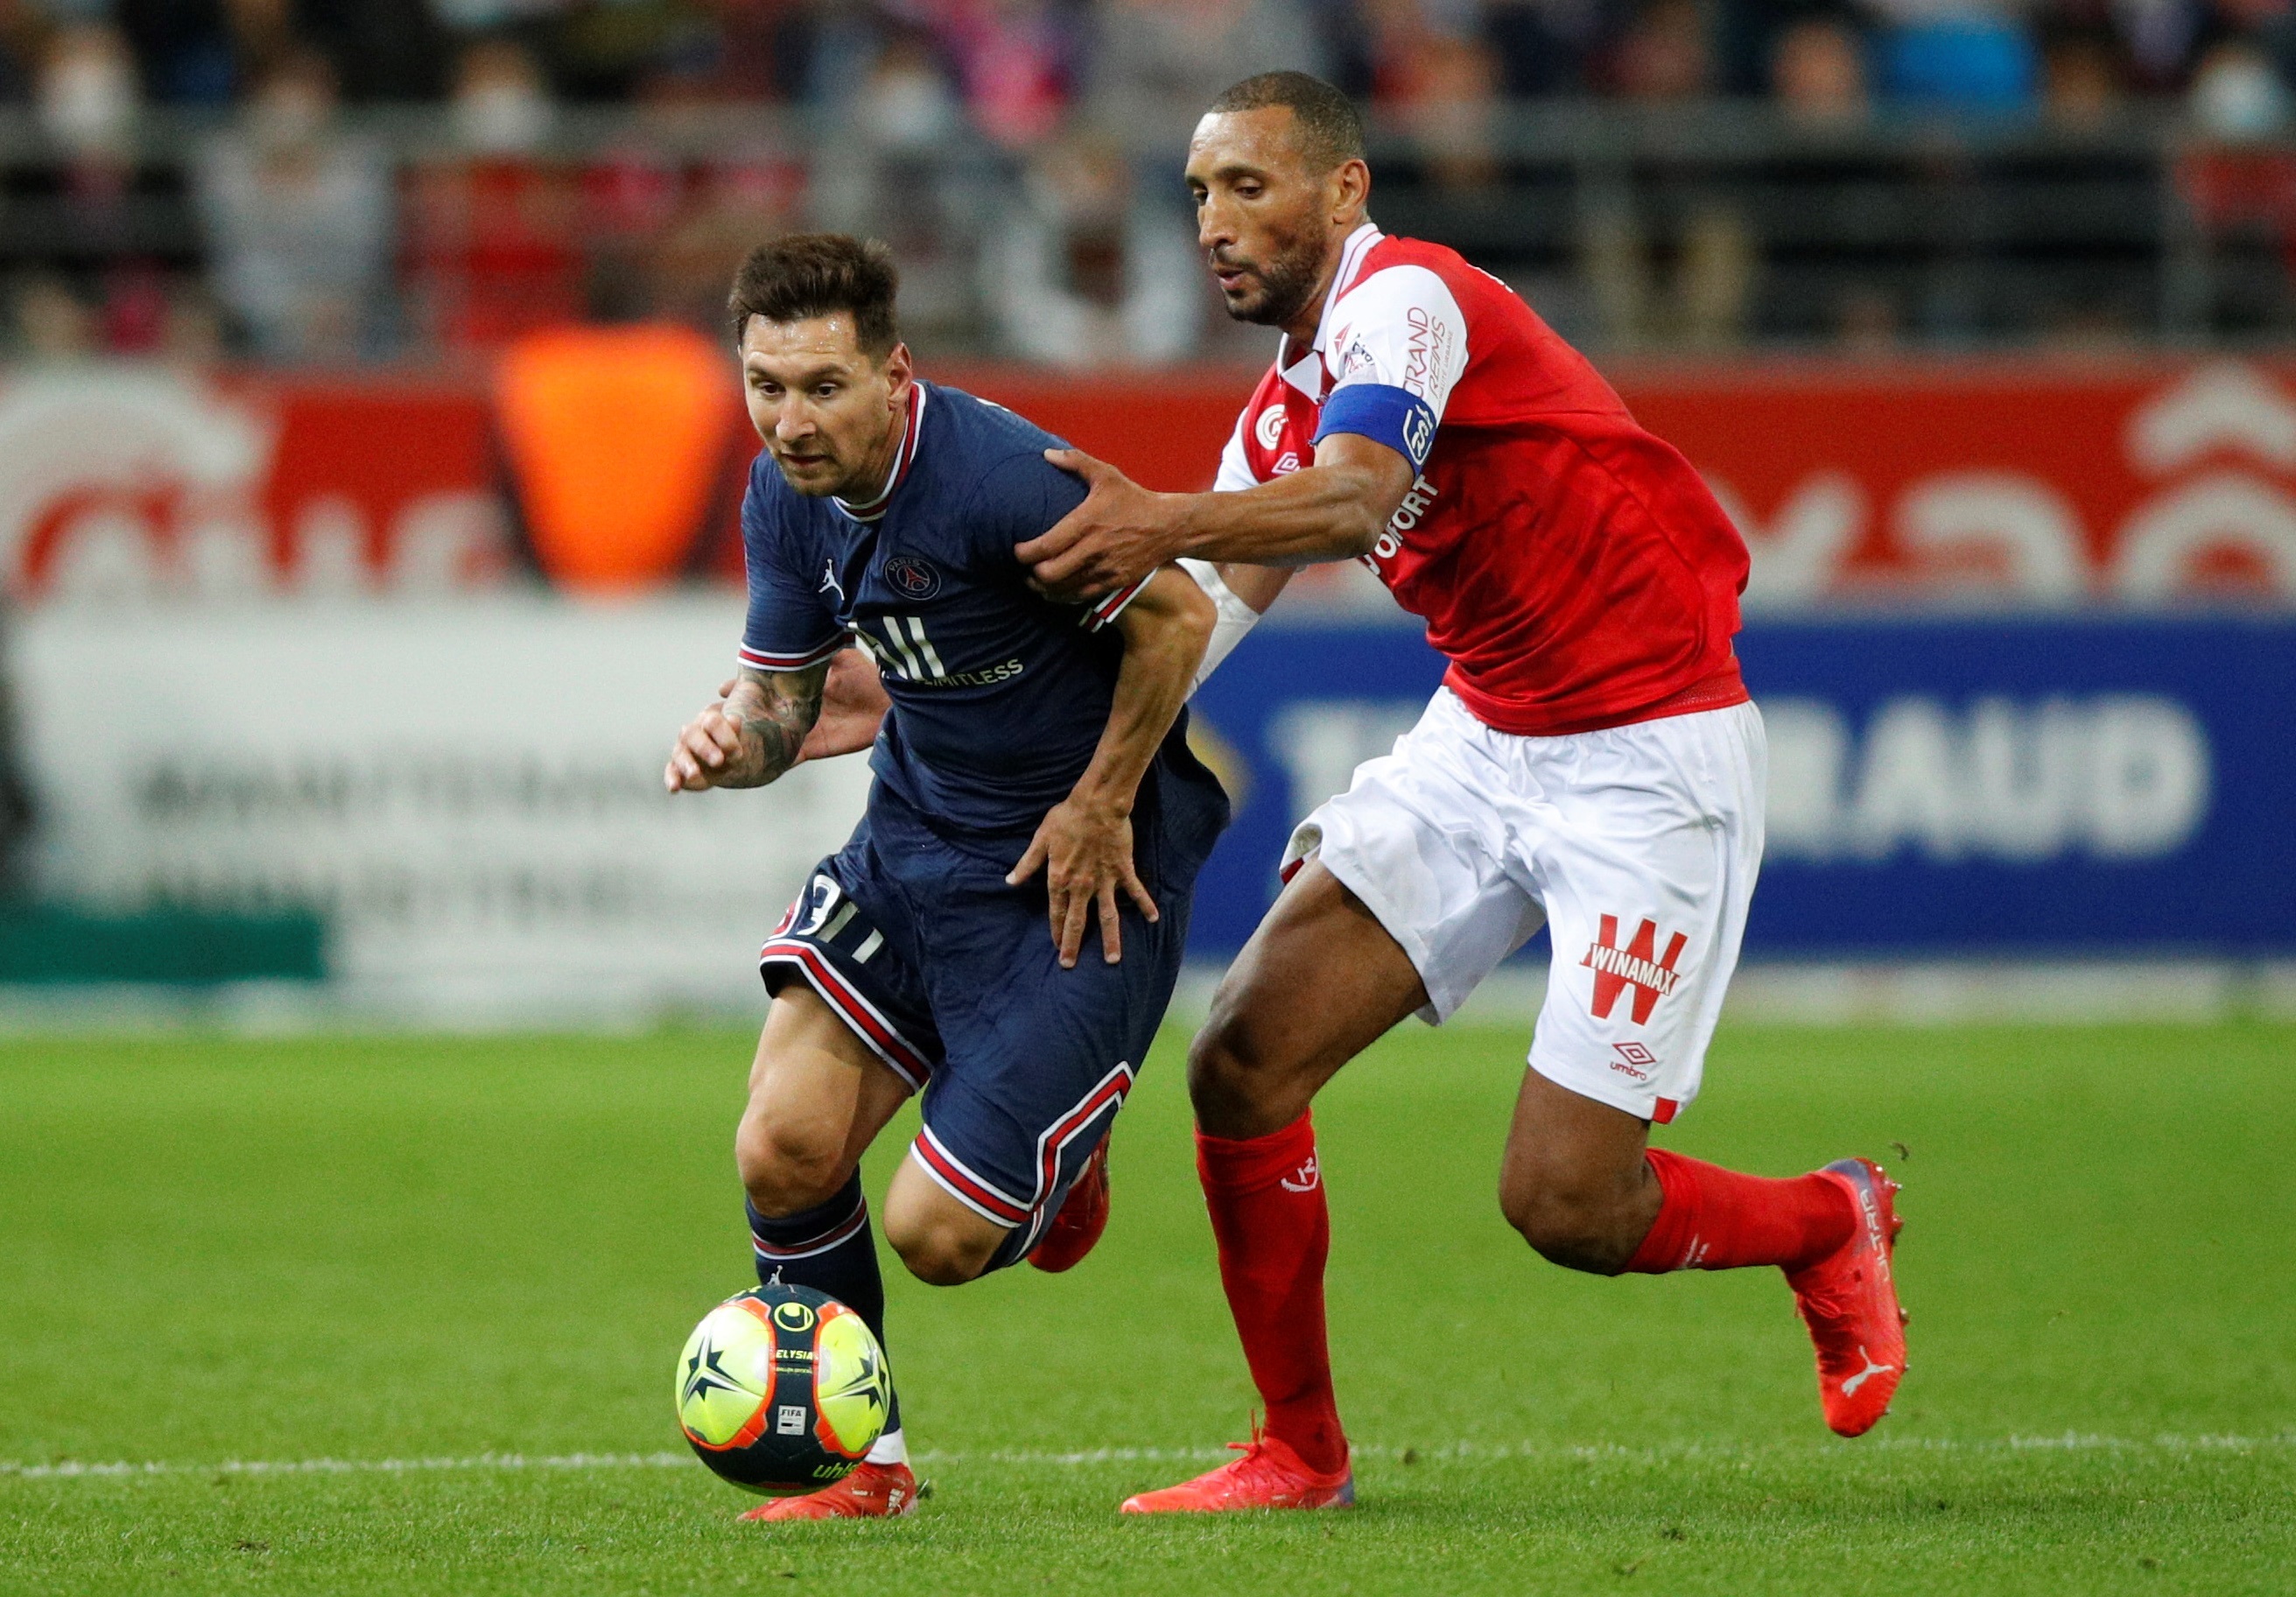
[1206,71,1365,175]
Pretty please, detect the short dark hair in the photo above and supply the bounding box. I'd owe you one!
[1207,71,1366,173]
[727,234,900,356]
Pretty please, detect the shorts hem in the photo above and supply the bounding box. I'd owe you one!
[1526,1052,1696,1125]
[909,1126,1029,1229]
[759,942,931,1093]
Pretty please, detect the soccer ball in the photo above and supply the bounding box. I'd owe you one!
[674,1284,891,1495]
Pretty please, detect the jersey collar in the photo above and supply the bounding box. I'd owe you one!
[833,381,929,524]
[1278,222,1383,403]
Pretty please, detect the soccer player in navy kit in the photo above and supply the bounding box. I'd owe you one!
[663,235,1228,1521]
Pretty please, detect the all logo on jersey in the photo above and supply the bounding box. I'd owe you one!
[884,555,941,601]
[1254,403,1288,451]
[852,612,1022,689]
[856,614,946,680]
[1581,915,1686,1024]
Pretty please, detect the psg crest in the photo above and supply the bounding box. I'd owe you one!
[884,555,941,600]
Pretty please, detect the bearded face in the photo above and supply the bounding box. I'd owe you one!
[1186,107,1359,334]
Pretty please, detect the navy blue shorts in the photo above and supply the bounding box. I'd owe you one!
[760,752,1226,1257]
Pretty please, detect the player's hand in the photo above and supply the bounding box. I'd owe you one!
[1006,795,1159,968]
[1018,449,1176,602]
[664,685,748,792]
[797,650,889,763]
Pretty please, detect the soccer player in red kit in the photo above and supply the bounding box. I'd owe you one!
[1015,72,1910,1512]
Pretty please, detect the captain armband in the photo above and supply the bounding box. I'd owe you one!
[1312,383,1439,471]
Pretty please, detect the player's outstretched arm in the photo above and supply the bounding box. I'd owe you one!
[1006,566,1216,968]
[1020,434,1416,602]
[664,661,831,793]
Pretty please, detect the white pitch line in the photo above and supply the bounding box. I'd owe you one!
[4,1433,2289,1483]
[0,1453,695,1481]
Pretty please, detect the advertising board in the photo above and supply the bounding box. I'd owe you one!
[5,355,2296,609]
[1189,617,2296,961]
[10,598,869,1017]
[10,598,2285,1013]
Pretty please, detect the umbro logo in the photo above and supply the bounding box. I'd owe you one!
[1280,1156,1321,1193]
[1610,1041,1659,1081]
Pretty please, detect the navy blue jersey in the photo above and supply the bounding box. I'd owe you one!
[739,382,1162,835]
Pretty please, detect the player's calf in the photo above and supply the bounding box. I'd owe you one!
[1498,1166,1660,1275]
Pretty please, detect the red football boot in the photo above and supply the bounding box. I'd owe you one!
[1120,1426,1353,1514]
[1029,1135,1110,1274]
[1787,1157,1907,1438]
[738,1460,917,1523]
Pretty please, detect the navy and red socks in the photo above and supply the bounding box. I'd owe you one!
[746,1172,903,1444]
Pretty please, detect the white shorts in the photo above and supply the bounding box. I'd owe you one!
[1282,689,1766,1123]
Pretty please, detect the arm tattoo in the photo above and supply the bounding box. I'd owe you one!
[724,664,827,788]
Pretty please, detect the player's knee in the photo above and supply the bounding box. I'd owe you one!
[884,1215,994,1287]
[1186,1008,1294,1127]
[734,1114,846,1218]
[1499,1170,1635,1275]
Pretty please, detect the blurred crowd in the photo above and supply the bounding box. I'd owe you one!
[4,0,2296,364]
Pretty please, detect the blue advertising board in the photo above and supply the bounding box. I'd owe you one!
[1183,616,2296,960]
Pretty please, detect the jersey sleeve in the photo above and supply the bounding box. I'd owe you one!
[737,466,845,673]
[1312,264,1471,473]
[972,450,1149,631]
[1213,405,1262,491]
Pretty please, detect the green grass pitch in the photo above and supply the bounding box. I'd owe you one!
[2,1019,2291,1594]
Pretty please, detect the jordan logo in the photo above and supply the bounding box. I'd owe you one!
[1581,915,1686,1024]
[819,559,845,600]
[1841,1347,1895,1396]
[1280,1156,1321,1193]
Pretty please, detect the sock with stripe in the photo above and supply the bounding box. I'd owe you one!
[746,1174,904,1455]
[1196,1112,1348,1476]
[1623,1148,1857,1274]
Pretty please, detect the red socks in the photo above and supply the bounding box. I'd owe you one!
[1196,1112,1347,1475]
[1625,1147,1857,1274]
[1197,1125,1853,1461]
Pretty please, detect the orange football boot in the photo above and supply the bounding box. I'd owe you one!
[1029,1135,1110,1273]
[739,1460,917,1523]
[1120,1426,1353,1514]
[1787,1157,1907,1437]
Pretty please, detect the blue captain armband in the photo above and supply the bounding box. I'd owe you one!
[1312,383,1439,470]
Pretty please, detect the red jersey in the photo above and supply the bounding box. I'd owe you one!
[1217,225,1751,736]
